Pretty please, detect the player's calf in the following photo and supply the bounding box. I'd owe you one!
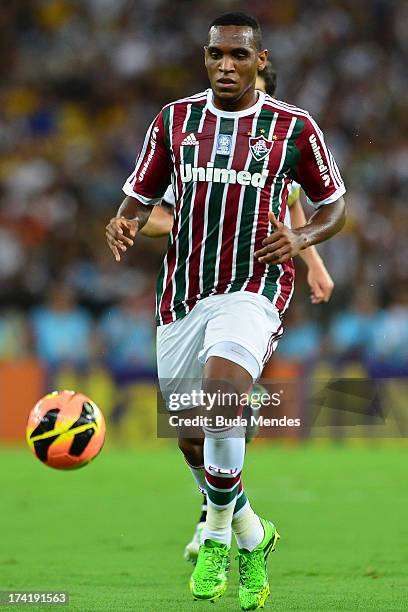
[178,436,203,467]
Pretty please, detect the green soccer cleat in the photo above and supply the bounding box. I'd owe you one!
[190,539,230,602]
[237,518,280,610]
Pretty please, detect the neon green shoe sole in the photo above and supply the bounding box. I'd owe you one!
[238,518,280,610]
[190,539,230,602]
[190,579,227,603]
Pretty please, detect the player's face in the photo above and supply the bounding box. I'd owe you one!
[205,26,267,109]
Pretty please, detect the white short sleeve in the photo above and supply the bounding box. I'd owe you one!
[162,185,175,207]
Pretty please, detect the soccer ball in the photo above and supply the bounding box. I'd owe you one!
[26,390,106,470]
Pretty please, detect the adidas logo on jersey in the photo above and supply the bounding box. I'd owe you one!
[181,133,199,146]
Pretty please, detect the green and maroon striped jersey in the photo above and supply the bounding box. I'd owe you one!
[123,89,345,325]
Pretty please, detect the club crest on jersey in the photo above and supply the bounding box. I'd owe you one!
[249,135,273,161]
[216,134,232,156]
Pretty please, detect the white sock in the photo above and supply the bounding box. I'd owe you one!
[202,500,235,546]
[202,435,245,546]
[232,500,264,551]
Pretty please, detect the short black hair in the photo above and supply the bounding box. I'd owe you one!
[258,61,277,96]
[209,12,263,51]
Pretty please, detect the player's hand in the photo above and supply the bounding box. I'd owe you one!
[105,217,138,262]
[307,261,334,304]
[255,211,303,265]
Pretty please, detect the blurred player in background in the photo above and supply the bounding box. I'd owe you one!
[106,12,345,610]
[139,60,335,565]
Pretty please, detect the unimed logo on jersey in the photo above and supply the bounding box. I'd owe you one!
[138,126,159,182]
[180,162,269,187]
[309,134,330,187]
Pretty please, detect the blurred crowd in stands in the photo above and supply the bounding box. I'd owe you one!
[0,0,407,371]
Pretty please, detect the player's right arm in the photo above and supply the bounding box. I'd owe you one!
[106,197,153,262]
[106,110,172,261]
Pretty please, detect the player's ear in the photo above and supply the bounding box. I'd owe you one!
[257,49,268,72]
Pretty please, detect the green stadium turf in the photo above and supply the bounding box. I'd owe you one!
[0,444,406,611]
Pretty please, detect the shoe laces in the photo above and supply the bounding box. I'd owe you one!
[238,550,265,588]
[196,545,228,580]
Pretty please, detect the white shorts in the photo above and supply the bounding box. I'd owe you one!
[157,292,283,409]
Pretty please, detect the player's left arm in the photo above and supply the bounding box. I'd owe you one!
[289,198,334,303]
[255,114,346,266]
[139,183,175,238]
[255,197,345,265]
[139,201,174,237]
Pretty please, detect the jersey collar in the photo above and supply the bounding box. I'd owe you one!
[206,89,265,118]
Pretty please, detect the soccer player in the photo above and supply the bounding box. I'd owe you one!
[139,60,335,565]
[141,61,334,305]
[106,12,346,610]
